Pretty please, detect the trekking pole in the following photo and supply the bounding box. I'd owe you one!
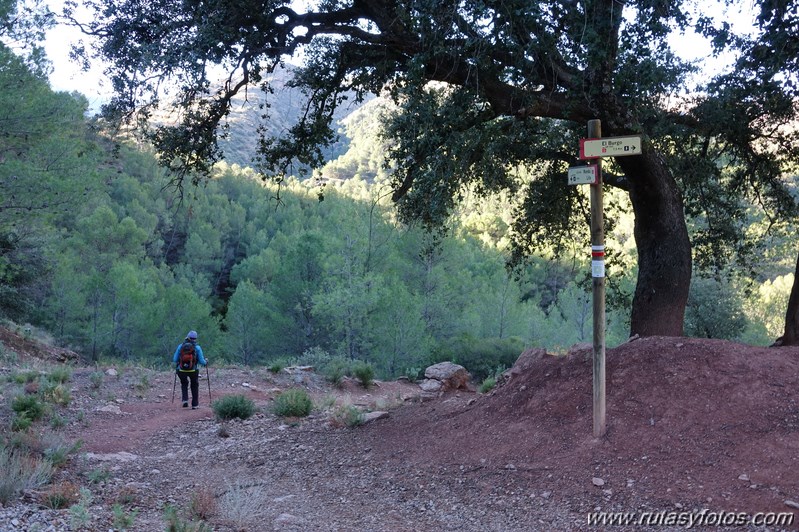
[206,363,212,405]
[171,371,177,404]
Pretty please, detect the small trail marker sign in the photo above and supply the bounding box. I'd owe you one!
[580,135,642,159]
[568,164,599,185]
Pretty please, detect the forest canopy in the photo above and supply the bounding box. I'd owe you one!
[66,0,799,340]
[0,0,797,378]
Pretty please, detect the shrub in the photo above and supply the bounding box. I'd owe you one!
[47,367,72,384]
[50,413,66,429]
[219,481,264,530]
[112,503,138,529]
[134,374,150,394]
[478,376,497,394]
[40,382,72,406]
[69,487,93,529]
[11,415,32,432]
[403,366,422,381]
[212,395,255,420]
[190,486,217,520]
[11,394,46,421]
[89,371,104,389]
[43,437,82,469]
[352,361,374,389]
[330,405,364,427]
[42,481,80,509]
[115,486,137,505]
[433,335,524,381]
[323,358,350,387]
[0,445,53,504]
[295,346,331,368]
[164,504,213,532]
[272,388,312,418]
[12,371,39,385]
[267,358,289,374]
[86,468,110,484]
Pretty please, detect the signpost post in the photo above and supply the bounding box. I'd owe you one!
[571,124,642,438]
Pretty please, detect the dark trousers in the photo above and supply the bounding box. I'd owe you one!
[177,370,199,407]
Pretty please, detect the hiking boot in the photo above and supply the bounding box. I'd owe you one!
[182,401,188,408]
[191,406,198,410]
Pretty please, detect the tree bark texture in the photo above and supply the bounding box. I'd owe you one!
[781,250,799,345]
[619,151,692,337]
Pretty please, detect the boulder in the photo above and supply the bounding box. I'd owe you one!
[361,411,389,424]
[502,348,546,381]
[419,379,443,392]
[423,362,471,391]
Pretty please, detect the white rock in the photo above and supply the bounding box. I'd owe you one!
[738,474,750,482]
[85,452,138,462]
[275,513,303,525]
[419,379,443,392]
[784,500,799,509]
[592,477,605,487]
[105,368,118,377]
[361,411,389,424]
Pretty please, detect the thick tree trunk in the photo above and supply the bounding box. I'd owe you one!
[618,151,692,337]
[780,250,799,345]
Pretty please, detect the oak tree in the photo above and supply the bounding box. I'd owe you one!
[73,0,799,336]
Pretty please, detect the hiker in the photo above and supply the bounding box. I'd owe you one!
[172,330,208,409]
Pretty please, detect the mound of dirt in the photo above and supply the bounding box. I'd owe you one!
[0,326,79,364]
[356,336,799,519]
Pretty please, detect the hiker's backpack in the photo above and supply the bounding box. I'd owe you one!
[178,342,198,371]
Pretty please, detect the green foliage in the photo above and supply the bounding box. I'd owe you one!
[11,394,45,421]
[323,357,350,388]
[434,336,525,382]
[10,416,32,432]
[86,467,110,484]
[0,444,53,504]
[330,404,364,427]
[42,481,79,509]
[112,503,138,529]
[479,377,497,394]
[212,395,255,420]
[43,437,82,469]
[69,487,93,530]
[164,504,214,532]
[49,413,66,429]
[134,374,150,394]
[267,359,288,374]
[89,371,104,389]
[12,371,38,384]
[351,361,375,389]
[685,275,748,340]
[2,15,797,381]
[272,388,313,418]
[39,382,71,406]
[46,367,71,384]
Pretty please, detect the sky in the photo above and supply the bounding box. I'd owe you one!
[43,1,757,114]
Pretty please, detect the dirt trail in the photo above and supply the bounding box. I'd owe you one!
[3,329,799,531]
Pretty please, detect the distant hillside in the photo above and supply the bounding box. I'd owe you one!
[217,65,364,171]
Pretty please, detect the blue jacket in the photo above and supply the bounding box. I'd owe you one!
[173,339,207,371]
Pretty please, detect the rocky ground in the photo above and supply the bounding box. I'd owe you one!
[1,327,799,531]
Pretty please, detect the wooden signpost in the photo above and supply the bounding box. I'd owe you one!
[570,123,642,438]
